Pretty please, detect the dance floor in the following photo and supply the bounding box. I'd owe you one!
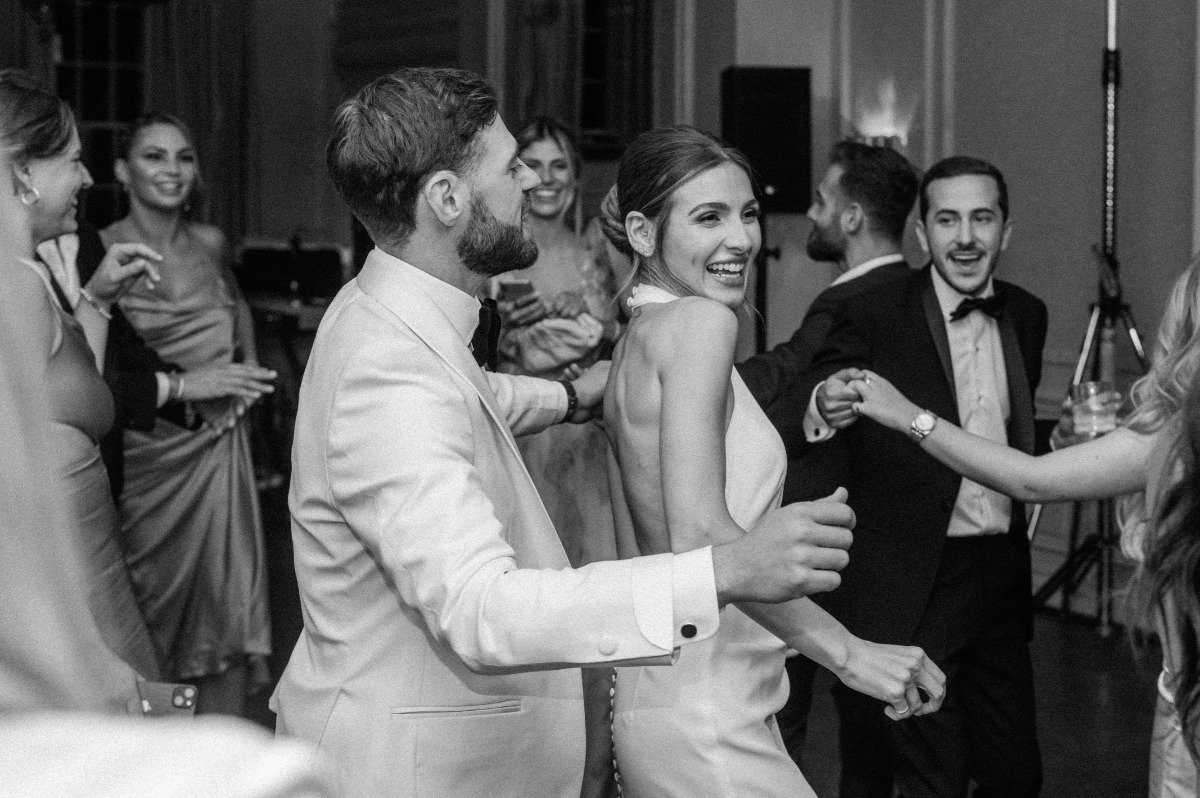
[250,475,1158,797]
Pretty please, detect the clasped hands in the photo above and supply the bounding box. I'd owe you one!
[816,368,919,434]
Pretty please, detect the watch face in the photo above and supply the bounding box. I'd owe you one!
[914,412,936,434]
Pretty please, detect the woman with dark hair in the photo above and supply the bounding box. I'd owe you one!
[101,114,275,715]
[0,68,162,680]
[848,258,1200,796]
[600,125,945,797]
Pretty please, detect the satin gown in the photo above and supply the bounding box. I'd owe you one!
[610,291,816,798]
[107,232,270,682]
[36,263,160,680]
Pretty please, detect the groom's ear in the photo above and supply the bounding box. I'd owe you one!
[422,170,466,228]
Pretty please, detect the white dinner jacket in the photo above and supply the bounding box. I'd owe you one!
[272,249,719,798]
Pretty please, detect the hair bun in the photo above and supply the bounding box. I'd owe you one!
[598,184,634,258]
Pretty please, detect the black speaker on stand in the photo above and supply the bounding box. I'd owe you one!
[721,67,812,352]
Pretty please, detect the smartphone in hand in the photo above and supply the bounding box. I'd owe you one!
[497,279,535,303]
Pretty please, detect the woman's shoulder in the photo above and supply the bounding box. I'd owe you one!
[188,222,228,254]
[666,294,737,327]
[98,218,132,246]
[634,295,737,355]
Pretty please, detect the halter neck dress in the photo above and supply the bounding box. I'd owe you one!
[610,285,816,798]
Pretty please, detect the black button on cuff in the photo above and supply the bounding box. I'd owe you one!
[681,624,697,639]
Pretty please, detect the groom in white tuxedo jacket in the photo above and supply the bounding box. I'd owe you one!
[272,67,858,798]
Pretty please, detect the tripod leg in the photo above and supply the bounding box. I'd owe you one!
[1120,304,1150,372]
[1072,304,1103,386]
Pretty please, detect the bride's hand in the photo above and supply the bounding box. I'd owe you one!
[836,637,946,720]
[847,370,921,433]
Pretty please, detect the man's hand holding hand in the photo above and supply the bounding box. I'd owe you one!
[817,368,866,430]
[712,488,855,606]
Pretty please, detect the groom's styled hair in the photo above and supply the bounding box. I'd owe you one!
[327,67,498,247]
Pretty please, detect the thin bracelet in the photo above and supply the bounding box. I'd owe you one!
[558,379,578,422]
[78,288,112,320]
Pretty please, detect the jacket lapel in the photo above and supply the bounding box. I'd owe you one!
[996,288,1036,453]
[919,268,956,399]
[356,252,527,465]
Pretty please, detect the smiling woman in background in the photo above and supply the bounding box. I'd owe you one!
[101,114,274,716]
[490,116,622,567]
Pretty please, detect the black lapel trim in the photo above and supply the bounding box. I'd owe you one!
[919,267,955,398]
[996,287,1036,453]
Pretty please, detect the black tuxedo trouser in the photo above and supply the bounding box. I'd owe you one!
[836,534,1043,798]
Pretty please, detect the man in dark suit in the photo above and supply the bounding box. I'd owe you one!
[787,155,1047,797]
[737,140,919,761]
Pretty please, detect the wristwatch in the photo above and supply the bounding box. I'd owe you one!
[909,410,938,441]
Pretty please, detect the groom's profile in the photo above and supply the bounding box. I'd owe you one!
[271,66,857,797]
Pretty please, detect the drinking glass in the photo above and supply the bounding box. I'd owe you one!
[1070,380,1120,437]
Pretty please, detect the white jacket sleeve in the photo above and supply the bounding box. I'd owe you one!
[326,337,719,673]
[484,371,566,437]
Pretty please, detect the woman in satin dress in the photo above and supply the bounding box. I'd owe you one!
[102,115,274,715]
[1,69,162,681]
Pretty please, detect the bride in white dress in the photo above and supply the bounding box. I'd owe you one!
[599,126,947,797]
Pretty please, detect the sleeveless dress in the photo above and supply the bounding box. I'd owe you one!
[107,232,271,682]
[31,261,160,679]
[611,286,817,798]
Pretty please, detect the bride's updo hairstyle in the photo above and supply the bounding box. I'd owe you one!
[599,125,755,298]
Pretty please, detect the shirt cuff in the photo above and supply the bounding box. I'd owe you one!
[155,372,170,408]
[804,382,837,443]
[626,547,719,655]
[669,547,719,648]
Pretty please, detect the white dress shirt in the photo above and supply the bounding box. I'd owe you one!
[829,252,907,288]
[930,267,1011,537]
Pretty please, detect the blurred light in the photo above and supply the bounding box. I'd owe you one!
[853,77,914,149]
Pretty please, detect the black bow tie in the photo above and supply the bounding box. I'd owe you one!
[950,293,1005,322]
[471,298,501,370]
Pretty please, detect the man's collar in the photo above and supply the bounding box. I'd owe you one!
[368,247,483,346]
[929,262,995,321]
[830,253,906,287]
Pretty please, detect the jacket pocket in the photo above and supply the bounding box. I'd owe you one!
[391,698,523,719]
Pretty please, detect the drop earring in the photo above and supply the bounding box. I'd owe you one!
[18,185,40,206]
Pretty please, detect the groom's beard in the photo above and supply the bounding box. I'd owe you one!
[805,220,845,263]
[459,196,539,277]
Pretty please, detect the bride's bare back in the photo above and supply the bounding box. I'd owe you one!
[604,294,738,560]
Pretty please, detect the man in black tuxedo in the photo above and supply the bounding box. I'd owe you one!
[787,156,1046,797]
[737,140,919,761]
